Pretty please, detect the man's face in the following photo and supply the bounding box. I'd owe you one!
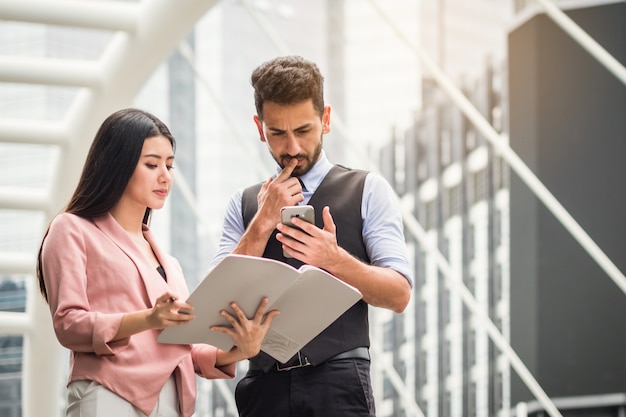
[255,99,330,177]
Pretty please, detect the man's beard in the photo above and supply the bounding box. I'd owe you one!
[273,140,322,177]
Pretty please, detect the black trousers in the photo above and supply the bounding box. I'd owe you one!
[235,357,376,417]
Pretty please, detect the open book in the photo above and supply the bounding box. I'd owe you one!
[157,254,362,363]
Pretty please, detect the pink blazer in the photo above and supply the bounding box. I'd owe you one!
[42,212,235,417]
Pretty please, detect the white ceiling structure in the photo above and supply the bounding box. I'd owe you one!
[0,1,218,415]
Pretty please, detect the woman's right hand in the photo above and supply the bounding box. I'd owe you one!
[114,292,195,341]
[146,292,196,329]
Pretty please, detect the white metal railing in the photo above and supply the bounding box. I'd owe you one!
[0,0,139,32]
[0,1,220,416]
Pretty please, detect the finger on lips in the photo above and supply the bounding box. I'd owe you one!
[278,159,298,180]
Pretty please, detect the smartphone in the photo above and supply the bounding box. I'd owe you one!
[280,205,315,257]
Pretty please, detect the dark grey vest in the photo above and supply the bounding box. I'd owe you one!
[242,165,370,369]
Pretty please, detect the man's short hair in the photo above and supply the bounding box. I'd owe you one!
[251,55,325,120]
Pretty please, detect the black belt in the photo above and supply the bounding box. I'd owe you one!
[250,347,370,372]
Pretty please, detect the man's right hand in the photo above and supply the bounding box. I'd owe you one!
[255,158,304,230]
[232,159,304,257]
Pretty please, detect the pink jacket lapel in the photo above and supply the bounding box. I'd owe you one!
[92,213,171,306]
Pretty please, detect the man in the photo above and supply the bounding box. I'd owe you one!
[210,55,413,417]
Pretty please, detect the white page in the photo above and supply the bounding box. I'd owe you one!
[157,254,362,362]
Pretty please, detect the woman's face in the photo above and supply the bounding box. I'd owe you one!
[122,135,175,212]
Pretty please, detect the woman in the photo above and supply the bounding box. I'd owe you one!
[36,108,278,417]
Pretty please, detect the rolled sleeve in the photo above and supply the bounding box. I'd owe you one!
[362,173,414,287]
[191,344,236,379]
[92,312,129,355]
[209,190,246,268]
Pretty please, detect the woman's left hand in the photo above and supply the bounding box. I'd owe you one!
[210,297,279,359]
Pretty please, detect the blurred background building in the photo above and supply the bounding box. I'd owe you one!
[0,0,624,416]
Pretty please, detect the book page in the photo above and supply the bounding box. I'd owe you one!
[260,328,301,363]
[157,254,362,362]
[157,255,298,350]
[267,268,362,361]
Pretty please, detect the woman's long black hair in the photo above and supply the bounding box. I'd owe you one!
[36,108,176,301]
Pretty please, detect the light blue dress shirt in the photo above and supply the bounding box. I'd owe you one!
[210,151,414,286]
